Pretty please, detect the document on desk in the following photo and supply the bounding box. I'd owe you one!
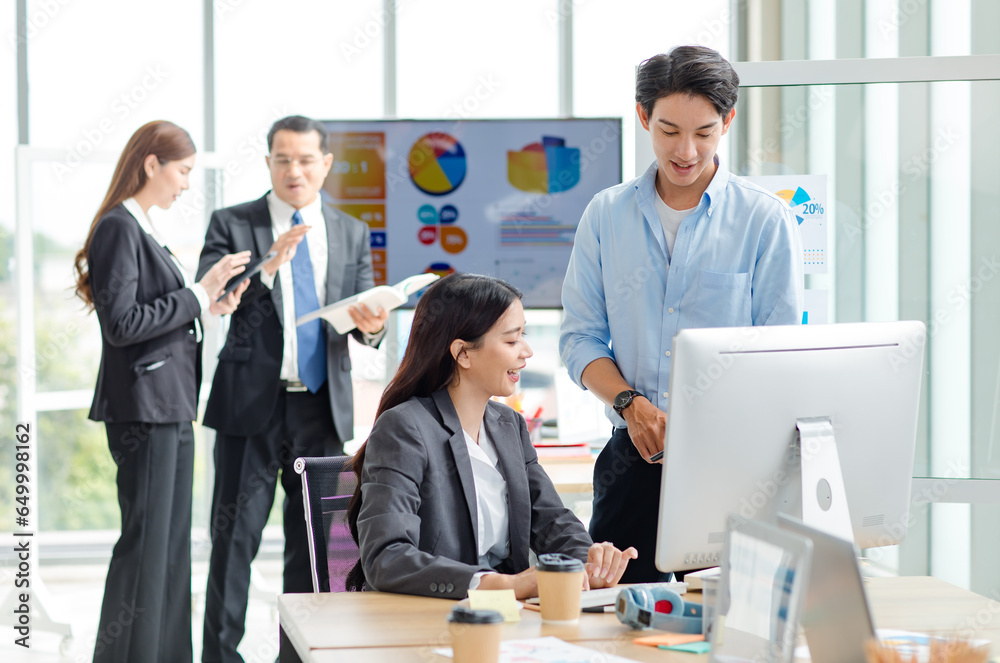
[434,636,638,662]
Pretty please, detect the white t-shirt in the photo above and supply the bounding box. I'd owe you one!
[653,192,696,260]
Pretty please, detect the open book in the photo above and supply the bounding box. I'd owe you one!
[296,273,440,334]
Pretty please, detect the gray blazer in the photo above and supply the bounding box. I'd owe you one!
[358,389,593,599]
[197,194,384,441]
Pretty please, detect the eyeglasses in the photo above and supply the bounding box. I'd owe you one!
[270,156,323,170]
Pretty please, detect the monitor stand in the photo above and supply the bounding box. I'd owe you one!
[792,417,855,543]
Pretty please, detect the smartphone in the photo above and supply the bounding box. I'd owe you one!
[216,250,277,302]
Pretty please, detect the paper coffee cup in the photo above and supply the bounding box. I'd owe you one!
[536,553,585,623]
[448,607,503,663]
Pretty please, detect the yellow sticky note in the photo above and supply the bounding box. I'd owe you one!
[468,589,521,622]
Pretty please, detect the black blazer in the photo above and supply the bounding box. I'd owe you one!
[358,390,593,599]
[196,194,383,441]
[88,204,203,423]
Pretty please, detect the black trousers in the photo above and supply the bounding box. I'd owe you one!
[589,426,671,584]
[94,421,194,663]
[202,385,341,663]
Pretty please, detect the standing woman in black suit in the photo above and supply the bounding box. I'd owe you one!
[73,120,250,663]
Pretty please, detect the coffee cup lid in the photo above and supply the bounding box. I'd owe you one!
[448,606,504,624]
[536,553,585,572]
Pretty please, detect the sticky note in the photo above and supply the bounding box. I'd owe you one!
[660,641,712,654]
[634,633,705,647]
[468,589,520,622]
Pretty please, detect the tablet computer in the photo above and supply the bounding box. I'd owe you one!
[216,251,276,302]
[776,514,876,663]
[709,514,812,663]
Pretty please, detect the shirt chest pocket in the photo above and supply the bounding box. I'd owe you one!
[685,270,752,328]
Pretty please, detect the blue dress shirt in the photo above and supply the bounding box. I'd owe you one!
[560,160,804,427]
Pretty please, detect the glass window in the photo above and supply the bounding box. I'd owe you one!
[573,0,732,117]
[573,0,732,179]
[729,76,1000,589]
[214,1,384,208]
[26,0,204,149]
[396,0,559,119]
[1,5,16,228]
[1,0,18,443]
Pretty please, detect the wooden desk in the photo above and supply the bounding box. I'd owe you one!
[277,576,1000,662]
[277,590,680,662]
[538,455,595,494]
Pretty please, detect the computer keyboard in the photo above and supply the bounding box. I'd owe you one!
[525,580,687,611]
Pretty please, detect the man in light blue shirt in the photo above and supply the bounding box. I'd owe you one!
[560,46,803,582]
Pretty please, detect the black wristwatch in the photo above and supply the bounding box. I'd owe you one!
[613,389,644,416]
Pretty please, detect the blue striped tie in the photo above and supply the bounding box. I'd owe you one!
[290,210,326,392]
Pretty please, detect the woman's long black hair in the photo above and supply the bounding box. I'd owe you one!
[345,273,522,591]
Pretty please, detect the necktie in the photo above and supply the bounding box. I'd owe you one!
[290,210,327,392]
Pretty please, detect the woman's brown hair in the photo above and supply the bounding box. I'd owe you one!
[73,120,196,308]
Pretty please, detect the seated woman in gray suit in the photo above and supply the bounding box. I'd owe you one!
[347,273,637,599]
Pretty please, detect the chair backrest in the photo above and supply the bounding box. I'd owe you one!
[294,455,359,593]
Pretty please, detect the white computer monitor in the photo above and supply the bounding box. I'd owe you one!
[654,321,926,574]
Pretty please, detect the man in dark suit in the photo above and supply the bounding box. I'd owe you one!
[197,115,387,663]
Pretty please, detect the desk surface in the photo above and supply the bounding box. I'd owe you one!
[538,455,594,494]
[278,576,1000,662]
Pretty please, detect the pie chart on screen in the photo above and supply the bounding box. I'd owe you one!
[408,132,467,195]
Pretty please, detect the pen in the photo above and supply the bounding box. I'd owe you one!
[531,407,543,421]
[650,450,663,462]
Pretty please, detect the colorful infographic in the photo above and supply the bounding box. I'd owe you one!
[408,132,467,196]
[416,203,467,254]
[507,136,581,194]
[746,174,829,325]
[775,186,823,226]
[744,174,828,275]
[321,119,622,307]
[325,133,385,200]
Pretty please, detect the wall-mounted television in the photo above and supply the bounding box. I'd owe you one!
[321,118,623,308]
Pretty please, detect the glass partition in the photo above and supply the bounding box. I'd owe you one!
[727,76,1000,589]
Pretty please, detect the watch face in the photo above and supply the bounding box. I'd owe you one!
[614,391,632,410]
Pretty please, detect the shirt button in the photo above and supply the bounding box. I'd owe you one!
[446,583,455,593]
[668,307,675,314]
[665,350,671,357]
[430,583,438,592]
[663,392,669,398]
[189,329,194,335]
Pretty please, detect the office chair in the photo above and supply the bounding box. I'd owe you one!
[294,455,359,593]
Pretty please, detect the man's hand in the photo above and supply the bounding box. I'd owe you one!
[622,396,667,463]
[585,541,639,589]
[263,224,311,276]
[209,279,248,316]
[580,358,665,463]
[348,302,388,334]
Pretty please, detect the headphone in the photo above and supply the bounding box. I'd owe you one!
[614,585,703,634]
